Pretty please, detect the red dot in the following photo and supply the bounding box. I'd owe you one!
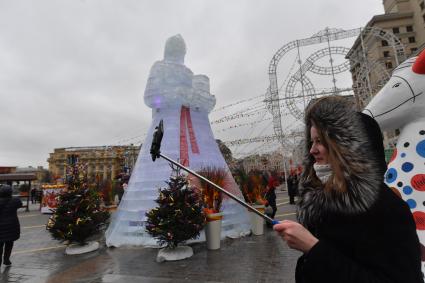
[413,211,425,230]
[411,174,425,192]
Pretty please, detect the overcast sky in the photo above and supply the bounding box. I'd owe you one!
[0,0,384,167]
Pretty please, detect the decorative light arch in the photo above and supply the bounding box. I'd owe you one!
[266,26,405,144]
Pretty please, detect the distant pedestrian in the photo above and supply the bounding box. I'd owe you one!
[0,184,23,267]
[265,177,277,219]
[286,174,292,191]
[30,187,36,204]
[287,174,297,204]
[293,174,299,196]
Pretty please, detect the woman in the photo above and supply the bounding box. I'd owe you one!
[274,96,423,283]
[0,184,22,266]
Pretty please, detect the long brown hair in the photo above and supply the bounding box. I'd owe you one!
[304,97,355,193]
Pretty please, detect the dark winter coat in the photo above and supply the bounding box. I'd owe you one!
[287,175,293,192]
[265,187,276,207]
[288,175,298,197]
[296,98,423,283]
[0,185,22,242]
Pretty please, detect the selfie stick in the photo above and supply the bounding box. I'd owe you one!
[150,119,279,226]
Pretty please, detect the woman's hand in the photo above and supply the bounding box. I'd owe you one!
[273,220,318,253]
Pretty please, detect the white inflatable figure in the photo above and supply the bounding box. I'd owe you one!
[105,35,251,247]
[364,50,425,269]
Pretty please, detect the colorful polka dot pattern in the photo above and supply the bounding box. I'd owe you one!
[386,128,425,233]
[372,53,425,270]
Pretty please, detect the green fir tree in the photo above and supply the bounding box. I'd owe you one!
[47,155,110,245]
[145,166,205,248]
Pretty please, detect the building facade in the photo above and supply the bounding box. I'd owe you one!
[384,0,425,47]
[347,0,425,148]
[348,0,425,107]
[47,145,140,183]
[239,151,286,173]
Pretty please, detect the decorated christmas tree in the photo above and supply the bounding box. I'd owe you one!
[47,155,110,245]
[145,166,205,248]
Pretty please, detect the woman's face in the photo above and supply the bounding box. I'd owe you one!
[310,126,329,165]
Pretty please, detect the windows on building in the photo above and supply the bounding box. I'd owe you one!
[392,27,400,34]
[408,36,416,43]
[411,47,418,53]
[385,61,393,69]
[381,40,388,46]
[383,51,390,58]
[406,25,413,32]
[421,1,425,11]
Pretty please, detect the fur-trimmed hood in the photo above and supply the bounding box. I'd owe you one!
[297,97,385,232]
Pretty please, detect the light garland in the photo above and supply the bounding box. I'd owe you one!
[223,132,303,146]
[212,94,264,112]
[213,117,272,133]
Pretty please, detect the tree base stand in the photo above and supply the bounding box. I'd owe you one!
[65,241,99,255]
[156,246,193,262]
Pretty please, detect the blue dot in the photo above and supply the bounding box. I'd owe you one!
[402,162,414,172]
[401,153,406,158]
[385,168,397,183]
[406,199,417,209]
[417,140,425,158]
[403,186,413,195]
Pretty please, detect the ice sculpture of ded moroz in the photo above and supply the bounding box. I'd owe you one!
[105,34,251,247]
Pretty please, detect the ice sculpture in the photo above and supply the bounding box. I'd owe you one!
[364,50,425,270]
[105,34,251,247]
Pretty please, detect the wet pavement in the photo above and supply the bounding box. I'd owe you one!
[1,189,300,283]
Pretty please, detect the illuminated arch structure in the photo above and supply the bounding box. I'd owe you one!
[266,27,406,144]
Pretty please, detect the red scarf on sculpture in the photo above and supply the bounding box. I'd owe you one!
[179,106,242,197]
[180,106,199,166]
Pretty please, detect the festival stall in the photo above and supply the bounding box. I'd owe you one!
[41,184,66,214]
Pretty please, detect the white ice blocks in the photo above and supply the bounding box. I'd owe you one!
[105,35,250,247]
[144,35,216,113]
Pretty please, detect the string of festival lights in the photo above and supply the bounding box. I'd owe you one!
[213,117,272,133]
[212,94,264,112]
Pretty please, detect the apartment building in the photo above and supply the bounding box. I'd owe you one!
[347,0,425,148]
[47,145,140,182]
